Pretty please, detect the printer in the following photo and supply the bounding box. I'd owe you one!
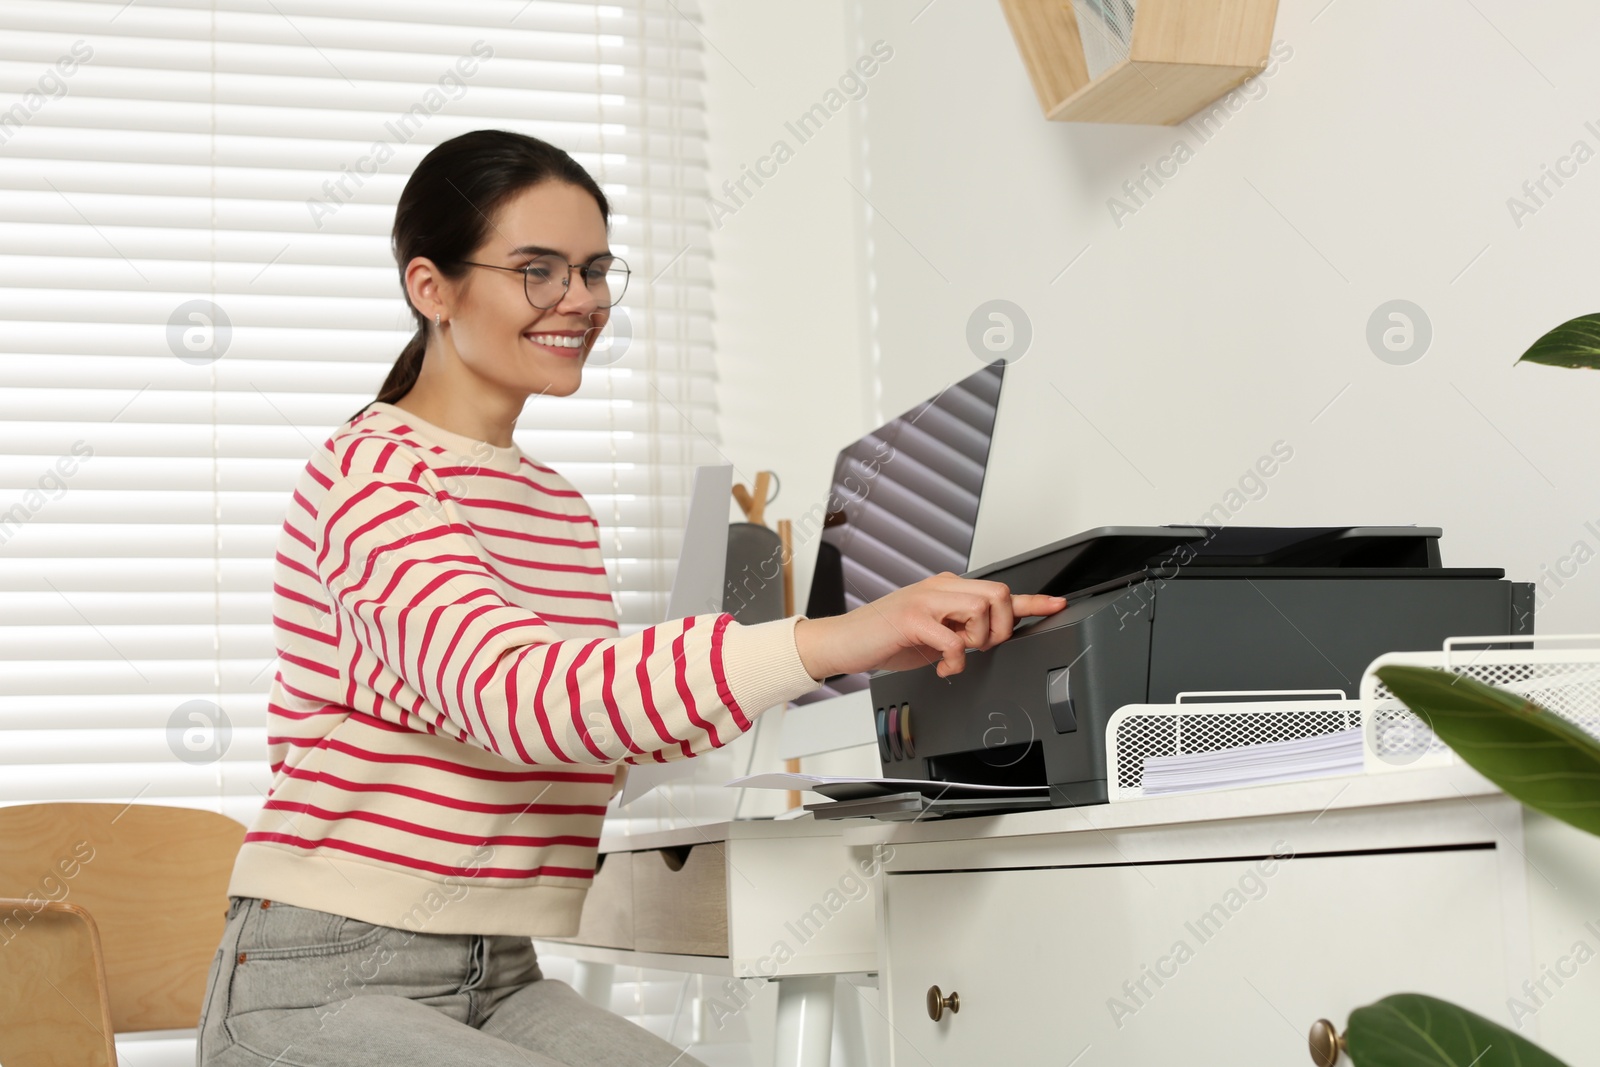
[865,525,1534,808]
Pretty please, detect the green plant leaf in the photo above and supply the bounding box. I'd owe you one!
[1517,313,1600,369]
[1346,993,1569,1066]
[1375,665,1600,836]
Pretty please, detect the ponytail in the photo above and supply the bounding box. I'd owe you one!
[347,329,427,424]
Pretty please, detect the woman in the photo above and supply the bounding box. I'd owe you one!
[196,129,1065,1066]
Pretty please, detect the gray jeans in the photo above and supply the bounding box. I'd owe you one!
[197,896,706,1067]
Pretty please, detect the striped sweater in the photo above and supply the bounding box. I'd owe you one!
[227,401,821,937]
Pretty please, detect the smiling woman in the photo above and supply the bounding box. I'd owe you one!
[191,129,1063,1066]
[193,131,784,1067]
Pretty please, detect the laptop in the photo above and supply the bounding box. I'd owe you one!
[794,360,1007,705]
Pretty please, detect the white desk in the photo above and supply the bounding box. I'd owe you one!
[533,816,883,1067]
[838,764,1600,1065]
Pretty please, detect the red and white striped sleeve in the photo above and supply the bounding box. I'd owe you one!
[314,458,821,767]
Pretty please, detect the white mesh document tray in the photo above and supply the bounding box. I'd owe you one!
[1361,634,1600,774]
[1106,690,1362,802]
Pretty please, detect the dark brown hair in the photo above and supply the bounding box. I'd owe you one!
[347,129,610,425]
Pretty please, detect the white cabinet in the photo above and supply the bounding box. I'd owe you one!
[844,767,1600,1065]
[882,846,1513,1065]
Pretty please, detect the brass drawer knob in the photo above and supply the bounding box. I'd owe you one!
[926,984,960,1021]
[1308,1019,1346,1066]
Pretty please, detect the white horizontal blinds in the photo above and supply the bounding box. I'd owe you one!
[541,0,716,633]
[0,0,719,821]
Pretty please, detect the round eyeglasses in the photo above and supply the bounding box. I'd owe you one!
[459,254,631,310]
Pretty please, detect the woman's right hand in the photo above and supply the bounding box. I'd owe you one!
[792,572,1067,681]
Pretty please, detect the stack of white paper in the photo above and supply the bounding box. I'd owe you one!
[1138,727,1364,797]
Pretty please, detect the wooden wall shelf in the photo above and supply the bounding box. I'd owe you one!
[999,0,1280,125]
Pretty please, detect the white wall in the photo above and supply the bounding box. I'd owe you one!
[700,0,892,796]
[851,0,1600,634]
[703,0,874,608]
[696,9,1600,1064]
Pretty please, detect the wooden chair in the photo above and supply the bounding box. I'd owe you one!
[0,803,245,1067]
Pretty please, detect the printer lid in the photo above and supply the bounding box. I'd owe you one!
[965,525,1448,600]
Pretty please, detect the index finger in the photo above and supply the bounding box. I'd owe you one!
[1012,593,1067,618]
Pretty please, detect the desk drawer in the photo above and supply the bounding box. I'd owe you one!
[884,849,1509,1065]
[547,849,633,949]
[632,843,728,956]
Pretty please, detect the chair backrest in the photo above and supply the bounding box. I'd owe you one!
[0,802,245,1033]
[0,902,117,1067]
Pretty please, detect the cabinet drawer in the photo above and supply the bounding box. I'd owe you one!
[884,848,1510,1065]
[632,843,729,956]
[546,849,633,950]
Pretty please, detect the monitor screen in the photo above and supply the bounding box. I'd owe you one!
[795,361,1006,704]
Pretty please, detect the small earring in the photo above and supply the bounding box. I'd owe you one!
[435,312,442,327]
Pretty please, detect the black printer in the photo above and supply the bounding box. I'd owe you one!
[864,525,1534,808]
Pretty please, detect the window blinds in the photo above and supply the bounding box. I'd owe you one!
[0,0,718,823]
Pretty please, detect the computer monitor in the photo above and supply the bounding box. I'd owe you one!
[795,361,1006,704]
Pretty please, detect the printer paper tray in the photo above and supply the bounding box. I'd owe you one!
[803,791,1057,821]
